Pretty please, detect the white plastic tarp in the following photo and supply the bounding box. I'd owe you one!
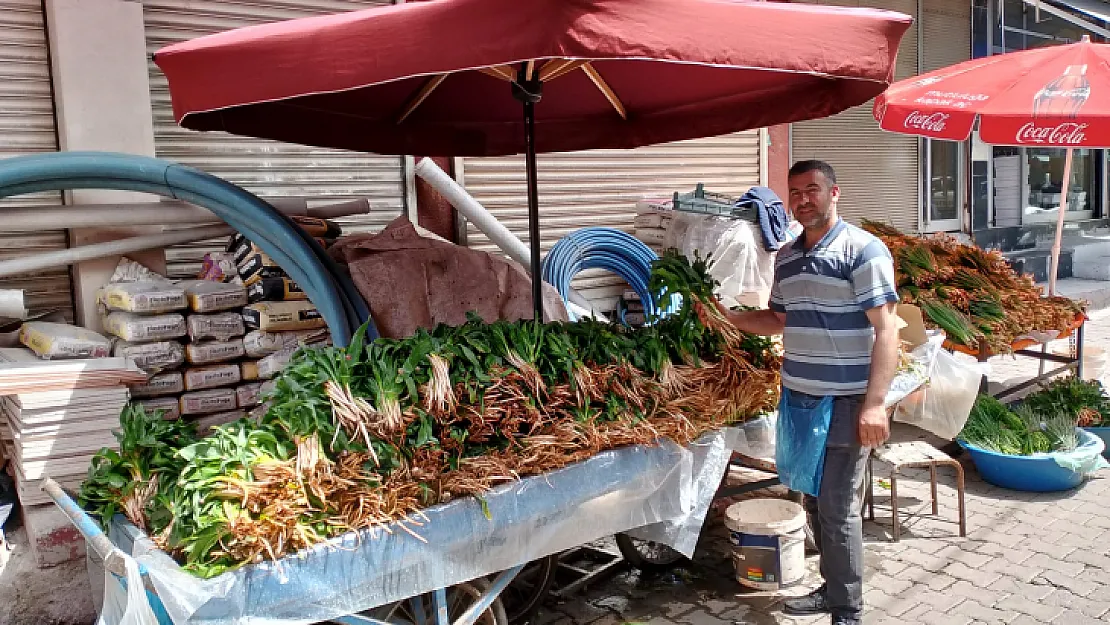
[102,428,741,625]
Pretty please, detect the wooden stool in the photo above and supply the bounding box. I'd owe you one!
[866,441,966,542]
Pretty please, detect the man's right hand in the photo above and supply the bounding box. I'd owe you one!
[713,298,733,320]
[712,300,786,337]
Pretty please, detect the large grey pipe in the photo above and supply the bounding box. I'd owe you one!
[0,224,234,278]
[0,197,371,231]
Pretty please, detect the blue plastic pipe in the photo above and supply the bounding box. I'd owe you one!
[0,151,376,346]
[541,227,679,323]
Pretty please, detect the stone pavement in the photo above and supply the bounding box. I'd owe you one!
[534,310,1110,625]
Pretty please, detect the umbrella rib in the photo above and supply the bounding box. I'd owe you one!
[539,59,587,82]
[479,65,516,82]
[581,63,627,120]
[397,74,448,124]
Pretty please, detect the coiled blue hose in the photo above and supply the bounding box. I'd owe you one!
[541,227,679,323]
[0,151,375,346]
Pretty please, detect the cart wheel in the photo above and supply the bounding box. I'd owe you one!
[342,577,509,625]
[497,556,559,625]
[614,533,685,570]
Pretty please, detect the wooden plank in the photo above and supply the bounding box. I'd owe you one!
[0,349,146,394]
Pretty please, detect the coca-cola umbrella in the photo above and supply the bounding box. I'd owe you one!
[873,35,1106,296]
[153,0,913,320]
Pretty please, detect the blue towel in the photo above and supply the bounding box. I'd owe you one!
[736,186,790,252]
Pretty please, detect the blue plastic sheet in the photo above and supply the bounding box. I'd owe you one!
[775,389,833,497]
[1052,428,1110,474]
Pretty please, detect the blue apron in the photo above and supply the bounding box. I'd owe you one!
[775,388,833,497]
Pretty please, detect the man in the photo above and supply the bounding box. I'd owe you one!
[716,160,901,625]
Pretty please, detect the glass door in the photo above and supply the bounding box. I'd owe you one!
[924,139,964,232]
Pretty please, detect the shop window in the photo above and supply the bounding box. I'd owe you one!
[991,146,1098,226]
[996,0,1088,52]
[1023,148,1096,223]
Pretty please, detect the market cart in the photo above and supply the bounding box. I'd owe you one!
[44,428,742,625]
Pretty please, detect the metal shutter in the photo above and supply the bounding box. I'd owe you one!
[923,0,971,74]
[142,0,406,278]
[791,0,921,233]
[0,1,72,319]
[459,133,762,312]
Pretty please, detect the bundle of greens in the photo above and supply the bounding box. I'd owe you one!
[81,251,780,578]
[959,394,1080,456]
[1021,376,1110,429]
[862,220,1085,354]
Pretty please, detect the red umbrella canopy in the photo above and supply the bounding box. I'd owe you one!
[153,0,912,157]
[874,35,1109,147]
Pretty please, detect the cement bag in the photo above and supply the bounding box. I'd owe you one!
[894,342,987,441]
[97,555,158,625]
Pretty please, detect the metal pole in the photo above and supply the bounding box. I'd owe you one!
[524,100,543,322]
[1048,147,1074,296]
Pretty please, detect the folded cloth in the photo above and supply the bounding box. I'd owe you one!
[736,186,790,252]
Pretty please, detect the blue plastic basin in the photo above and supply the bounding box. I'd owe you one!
[959,428,1105,492]
[1084,426,1110,460]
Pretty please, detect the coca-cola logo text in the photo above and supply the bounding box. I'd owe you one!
[1015,122,1089,145]
[903,111,949,132]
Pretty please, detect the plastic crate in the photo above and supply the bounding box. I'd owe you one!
[672,184,758,222]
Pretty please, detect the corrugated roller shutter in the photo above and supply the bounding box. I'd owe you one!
[922,0,970,74]
[791,0,921,233]
[461,132,762,312]
[142,0,405,279]
[0,1,72,319]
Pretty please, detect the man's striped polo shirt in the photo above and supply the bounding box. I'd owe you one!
[768,219,899,397]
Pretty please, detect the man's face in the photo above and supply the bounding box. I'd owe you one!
[788,170,839,230]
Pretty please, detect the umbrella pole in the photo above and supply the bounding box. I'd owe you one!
[524,101,543,322]
[1048,148,1074,297]
[513,68,545,322]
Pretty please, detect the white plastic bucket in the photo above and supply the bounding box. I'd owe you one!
[724,499,807,591]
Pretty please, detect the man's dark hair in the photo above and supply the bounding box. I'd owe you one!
[789,160,837,185]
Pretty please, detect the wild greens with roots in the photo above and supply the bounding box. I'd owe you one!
[81,250,780,577]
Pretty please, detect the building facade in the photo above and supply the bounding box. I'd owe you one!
[970,0,1110,266]
[6,0,1102,323]
[790,0,1110,275]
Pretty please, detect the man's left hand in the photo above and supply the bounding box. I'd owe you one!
[858,404,890,448]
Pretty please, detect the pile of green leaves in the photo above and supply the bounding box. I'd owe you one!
[863,220,1085,353]
[1021,376,1110,428]
[80,403,199,529]
[80,250,779,578]
[959,394,1079,456]
[649,251,776,368]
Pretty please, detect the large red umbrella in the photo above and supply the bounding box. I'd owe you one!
[874,35,1108,295]
[154,0,913,319]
